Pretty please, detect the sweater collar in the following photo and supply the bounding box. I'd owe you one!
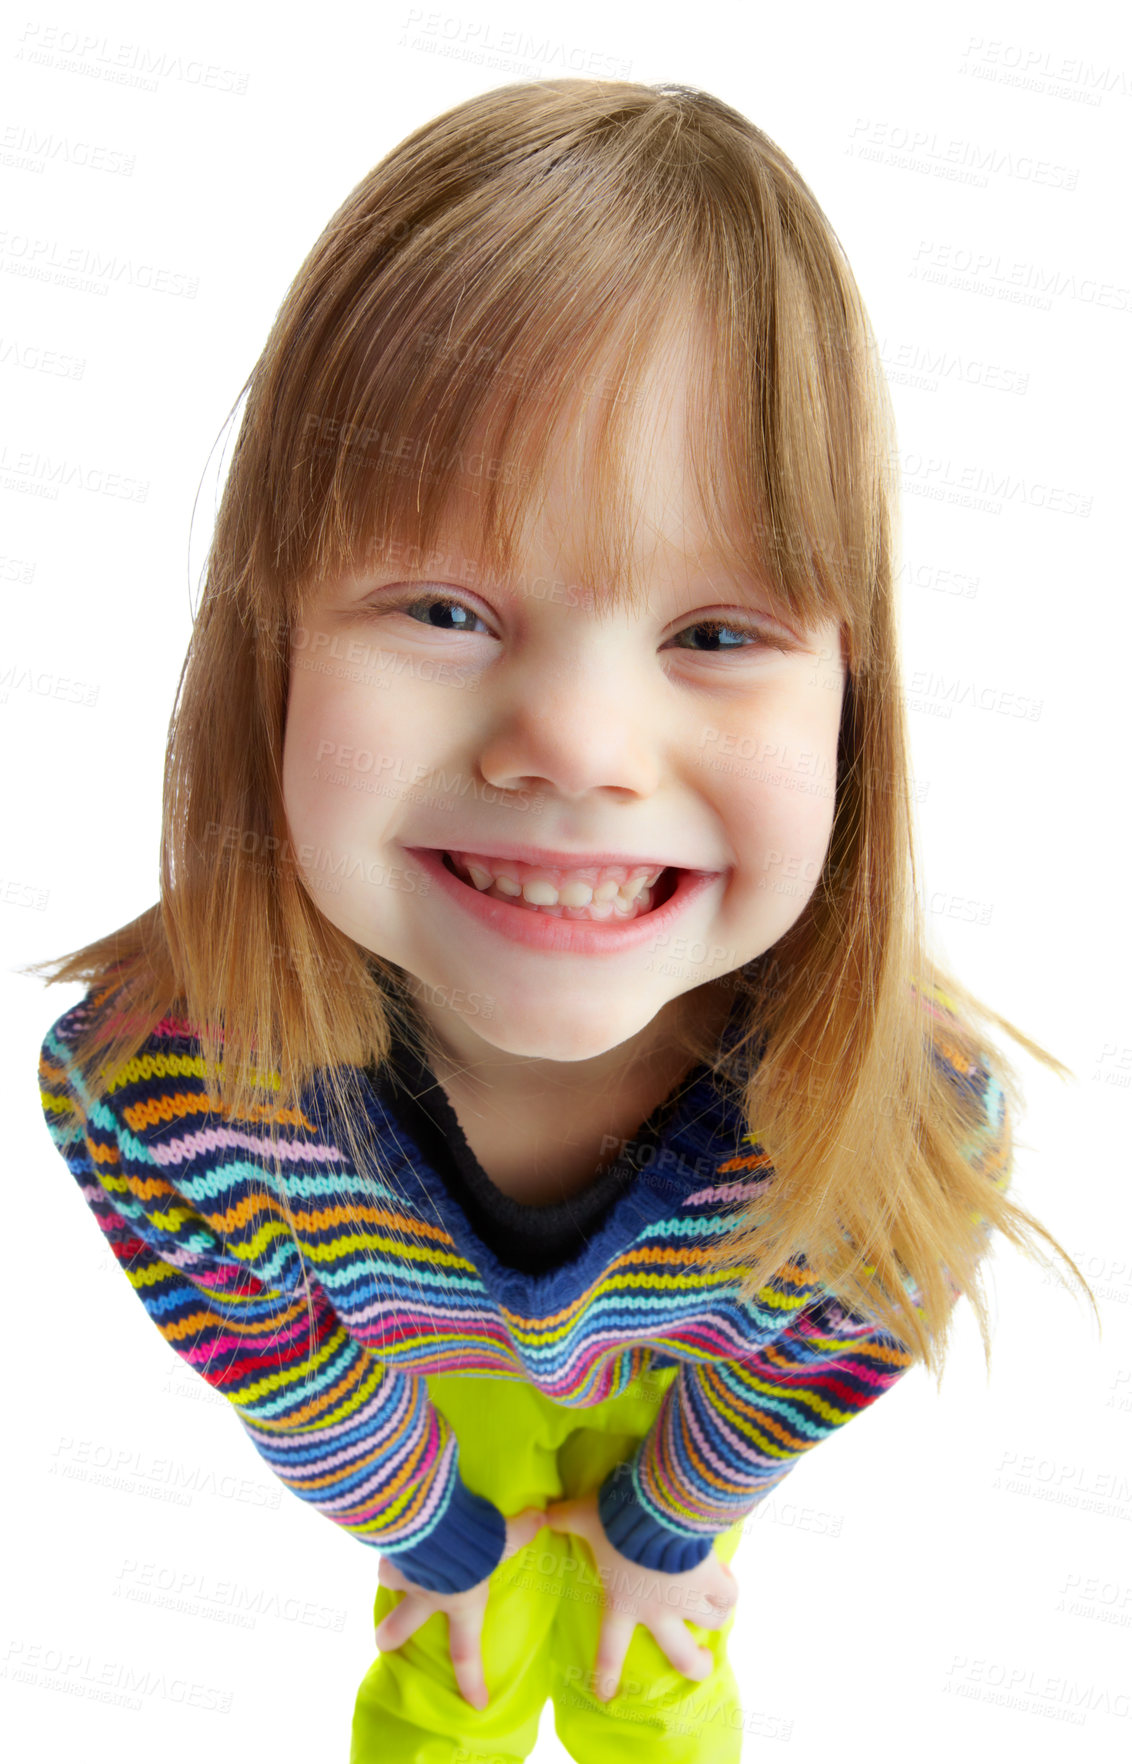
[351,986,759,1302]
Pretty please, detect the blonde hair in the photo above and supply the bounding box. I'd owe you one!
[27,77,1096,1378]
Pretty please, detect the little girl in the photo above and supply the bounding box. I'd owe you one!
[33,78,1094,1763]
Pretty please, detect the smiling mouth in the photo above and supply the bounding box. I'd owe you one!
[439,851,681,920]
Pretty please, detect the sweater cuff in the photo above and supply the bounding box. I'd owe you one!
[372,1477,507,1593]
[597,1461,716,1575]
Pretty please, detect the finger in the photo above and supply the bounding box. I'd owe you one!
[546,1500,599,1545]
[649,1615,714,1683]
[374,1596,430,1654]
[445,1603,490,1712]
[699,1561,739,1614]
[592,1609,636,1704]
[700,1573,739,1620]
[509,1506,547,1548]
[497,1509,543,1566]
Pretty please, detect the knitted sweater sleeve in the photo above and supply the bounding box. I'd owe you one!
[598,1057,1012,1574]
[596,1285,918,1572]
[37,1002,506,1595]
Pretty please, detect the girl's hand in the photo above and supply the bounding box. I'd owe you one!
[545,1490,739,1703]
[373,1505,546,1712]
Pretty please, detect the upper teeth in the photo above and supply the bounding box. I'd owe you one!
[447,850,666,910]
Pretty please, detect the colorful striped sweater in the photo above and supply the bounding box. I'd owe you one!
[37,984,1010,1595]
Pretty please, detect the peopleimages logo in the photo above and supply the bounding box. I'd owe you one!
[0,122,136,176]
[0,442,148,500]
[909,241,1130,314]
[397,10,632,80]
[958,35,1132,107]
[49,1435,282,1510]
[877,339,1028,399]
[905,672,1043,723]
[113,1560,347,1632]
[893,447,1093,516]
[0,229,199,298]
[943,1654,1132,1724]
[847,117,1080,189]
[14,23,250,95]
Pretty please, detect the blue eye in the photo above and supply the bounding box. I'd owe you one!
[362,593,792,655]
[671,620,766,653]
[375,593,489,633]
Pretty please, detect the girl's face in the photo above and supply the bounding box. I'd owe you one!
[281,334,846,1077]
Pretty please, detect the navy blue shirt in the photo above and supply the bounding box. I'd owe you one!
[365,1038,690,1275]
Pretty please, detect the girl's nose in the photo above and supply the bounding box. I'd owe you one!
[473,665,662,802]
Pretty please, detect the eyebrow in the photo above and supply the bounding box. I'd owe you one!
[352,534,782,597]
[343,560,791,618]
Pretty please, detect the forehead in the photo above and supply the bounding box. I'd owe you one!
[365,319,769,605]
[292,281,851,644]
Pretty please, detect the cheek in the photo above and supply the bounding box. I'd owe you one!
[739,775,837,874]
[281,668,374,837]
[281,664,446,837]
[284,667,325,757]
[725,679,843,862]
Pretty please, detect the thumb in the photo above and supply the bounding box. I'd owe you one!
[545,1498,600,1543]
[544,1499,572,1531]
[501,1505,547,1560]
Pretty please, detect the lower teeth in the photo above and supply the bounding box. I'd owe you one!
[504,890,652,920]
[445,855,666,920]
[483,884,654,920]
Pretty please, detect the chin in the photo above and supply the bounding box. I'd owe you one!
[487,1020,631,1065]
[467,997,656,1066]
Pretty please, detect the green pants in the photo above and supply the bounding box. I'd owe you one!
[350,1365,745,1762]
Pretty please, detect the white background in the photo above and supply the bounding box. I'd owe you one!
[3,0,1130,1758]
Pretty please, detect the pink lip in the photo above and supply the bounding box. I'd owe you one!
[418,841,677,871]
[405,847,722,955]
